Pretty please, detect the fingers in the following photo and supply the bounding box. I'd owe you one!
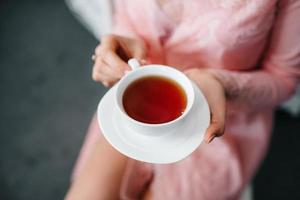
[204,117,225,143]
[99,34,119,51]
[95,42,130,73]
[131,39,147,60]
[92,34,147,87]
[115,35,147,61]
[104,51,131,74]
[185,69,226,144]
[92,38,130,86]
[92,58,124,87]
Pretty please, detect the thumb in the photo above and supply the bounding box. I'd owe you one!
[204,121,224,143]
[132,41,147,60]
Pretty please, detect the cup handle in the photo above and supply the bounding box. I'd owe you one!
[128,58,141,70]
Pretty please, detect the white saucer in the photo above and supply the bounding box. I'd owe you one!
[97,82,210,164]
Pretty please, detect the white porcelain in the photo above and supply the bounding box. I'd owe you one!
[128,58,141,70]
[97,59,210,163]
[115,63,195,137]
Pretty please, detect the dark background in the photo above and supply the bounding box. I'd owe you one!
[0,0,299,199]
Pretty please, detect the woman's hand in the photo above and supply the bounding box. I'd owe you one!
[184,68,226,143]
[92,34,147,87]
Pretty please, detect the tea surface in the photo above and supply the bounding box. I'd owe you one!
[122,76,187,124]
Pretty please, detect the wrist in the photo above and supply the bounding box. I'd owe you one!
[205,69,238,100]
[184,68,226,99]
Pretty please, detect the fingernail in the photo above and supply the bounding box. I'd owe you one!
[124,70,131,75]
[206,135,215,144]
[103,82,109,87]
[140,59,147,65]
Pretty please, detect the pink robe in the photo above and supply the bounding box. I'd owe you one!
[74,0,300,199]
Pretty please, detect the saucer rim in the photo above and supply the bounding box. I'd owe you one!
[97,82,210,164]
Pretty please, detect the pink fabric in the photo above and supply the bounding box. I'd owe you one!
[75,0,300,199]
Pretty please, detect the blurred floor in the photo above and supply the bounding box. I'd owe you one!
[0,0,299,200]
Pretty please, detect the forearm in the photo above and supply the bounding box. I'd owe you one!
[190,0,300,110]
[209,68,297,109]
[65,139,128,200]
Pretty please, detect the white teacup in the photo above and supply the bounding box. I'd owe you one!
[115,59,195,136]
